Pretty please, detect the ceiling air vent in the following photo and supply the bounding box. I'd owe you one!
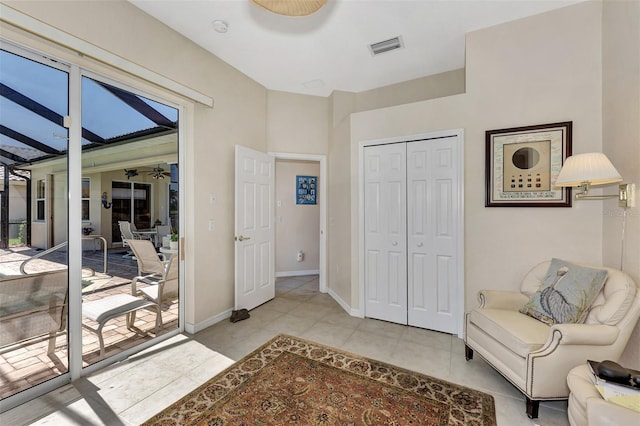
[369,36,403,56]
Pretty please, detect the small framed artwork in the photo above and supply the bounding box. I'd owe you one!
[296,175,317,205]
[486,121,572,207]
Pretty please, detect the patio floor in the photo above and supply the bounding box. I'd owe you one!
[0,247,179,400]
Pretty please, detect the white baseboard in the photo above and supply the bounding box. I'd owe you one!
[185,308,233,334]
[185,286,361,334]
[276,269,320,278]
[328,288,363,318]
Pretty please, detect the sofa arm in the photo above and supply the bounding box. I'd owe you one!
[551,323,620,346]
[587,398,640,425]
[478,290,529,310]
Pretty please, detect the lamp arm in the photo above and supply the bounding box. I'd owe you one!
[574,183,634,207]
[575,193,619,200]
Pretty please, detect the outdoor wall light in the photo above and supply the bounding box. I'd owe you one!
[555,152,635,208]
[101,192,112,209]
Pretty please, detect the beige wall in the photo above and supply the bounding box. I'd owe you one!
[328,90,357,305]
[356,69,465,113]
[602,0,640,368]
[275,160,320,274]
[266,91,328,154]
[349,2,604,312]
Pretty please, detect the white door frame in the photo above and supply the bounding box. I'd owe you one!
[270,152,327,293]
[358,130,465,337]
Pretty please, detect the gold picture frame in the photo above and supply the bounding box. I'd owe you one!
[485,122,572,207]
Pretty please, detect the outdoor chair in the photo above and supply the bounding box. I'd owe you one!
[125,239,168,276]
[131,254,178,328]
[82,293,158,358]
[119,221,152,258]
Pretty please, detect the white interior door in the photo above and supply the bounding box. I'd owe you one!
[407,137,459,333]
[364,143,407,324]
[235,145,275,311]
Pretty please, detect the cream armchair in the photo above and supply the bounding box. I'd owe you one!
[464,260,640,419]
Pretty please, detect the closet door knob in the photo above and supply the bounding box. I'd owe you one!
[417,242,423,247]
[392,241,398,246]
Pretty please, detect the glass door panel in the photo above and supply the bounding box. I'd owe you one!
[111,181,132,244]
[80,75,179,366]
[0,48,70,401]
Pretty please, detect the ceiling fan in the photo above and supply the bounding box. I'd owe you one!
[124,169,139,179]
[148,165,171,180]
[123,165,171,180]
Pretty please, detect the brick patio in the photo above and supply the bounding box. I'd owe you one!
[0,247,179,400]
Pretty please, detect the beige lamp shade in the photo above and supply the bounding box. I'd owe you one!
[250,0,327,16]
[555,152,623,187]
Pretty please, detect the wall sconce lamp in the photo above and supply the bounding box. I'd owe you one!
[555,152,635,208]
[101,192,112,209]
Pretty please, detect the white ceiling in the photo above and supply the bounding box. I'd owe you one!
[130,0,583,97]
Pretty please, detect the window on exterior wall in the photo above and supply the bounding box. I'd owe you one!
[36,179,45,221]
[81,178,90,221]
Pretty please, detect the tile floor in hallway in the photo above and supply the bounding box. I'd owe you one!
[1,275,570,425]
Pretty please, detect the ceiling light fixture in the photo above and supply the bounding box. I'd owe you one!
[250,0,327,16]
[212,20,228,33]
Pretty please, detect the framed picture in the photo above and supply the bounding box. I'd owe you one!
[485,122,572,207]
[296,175,317,205]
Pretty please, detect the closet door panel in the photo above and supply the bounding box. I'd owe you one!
[407,138,459,333]
[364,143,407,324]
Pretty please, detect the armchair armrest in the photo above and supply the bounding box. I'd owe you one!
[527,324,622,398]
[478,290,529,310]
[550,323,619,346]
[131,273,162,292]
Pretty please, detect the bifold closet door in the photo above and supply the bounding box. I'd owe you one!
[364,143,407,324]
[406,138,459,334]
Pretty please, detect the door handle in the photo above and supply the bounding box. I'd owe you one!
[417,242,423,247]
[392,241,398,246]
[235,235,251,241]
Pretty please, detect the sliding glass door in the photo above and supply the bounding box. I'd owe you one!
[1,42,182,408]
[0,46,70,402]
[80,74,180,367]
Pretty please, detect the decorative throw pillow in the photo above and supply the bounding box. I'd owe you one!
[520,258,607,325]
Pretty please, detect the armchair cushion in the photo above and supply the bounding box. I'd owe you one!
[519,258,607,325]
[468,308,549,357]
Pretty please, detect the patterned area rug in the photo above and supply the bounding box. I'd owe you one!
[144,334,496,425]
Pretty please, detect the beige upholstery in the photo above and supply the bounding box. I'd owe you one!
[567,364,639,425]
[125,239,168,276]
[82,294,157,358]
[0,270,68,354]
[464,260,640,419]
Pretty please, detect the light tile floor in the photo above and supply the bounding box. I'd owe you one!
[1,275,570,425]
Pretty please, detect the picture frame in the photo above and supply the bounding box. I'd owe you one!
[296,175,317,205]
[485,122,572,207]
